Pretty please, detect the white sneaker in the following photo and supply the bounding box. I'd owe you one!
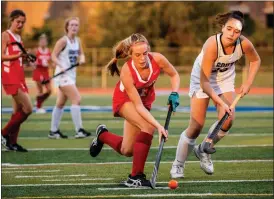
[36,108,46,114]
[170,164,185,178]
[194,145,214,175]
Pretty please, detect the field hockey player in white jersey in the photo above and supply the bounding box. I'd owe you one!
[170,11,261,178]
[49,17,91,139]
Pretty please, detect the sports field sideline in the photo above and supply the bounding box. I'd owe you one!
[1,94,273,199]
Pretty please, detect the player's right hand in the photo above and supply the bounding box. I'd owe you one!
[221,102,233,116]
[157,125,168,144]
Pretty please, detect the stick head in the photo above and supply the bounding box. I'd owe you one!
[27,53,37,62]
[41,79,50,85]
[149,179,156,189]
[202,142,216,154]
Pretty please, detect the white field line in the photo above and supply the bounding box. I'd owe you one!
[17,133,274,139]
[15,174,86,178]
[2,179,273,187]
[25,144,273,151]
[2,169,60,174]
[42,178,114,182]
[14,193,274,199]
[2,159,273,167]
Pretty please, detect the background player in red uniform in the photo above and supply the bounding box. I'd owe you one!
[32,34,52,114]
[89,33,180,187]
[1,10,34,152]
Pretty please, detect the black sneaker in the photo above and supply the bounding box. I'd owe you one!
[9,143,28,152]
[75,128,92,138]
[124,173,152,188]
[48,130,68,139]
[89,124,107,157]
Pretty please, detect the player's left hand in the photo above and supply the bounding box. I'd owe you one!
[239,83,251,97]
[167,92,180,112]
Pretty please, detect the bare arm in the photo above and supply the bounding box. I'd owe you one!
[1,31,22,61]
[200,36,225,106]
[51,37,67,69]
[152,52,180,92]
[120,64,162,129]
[240,36,261,94]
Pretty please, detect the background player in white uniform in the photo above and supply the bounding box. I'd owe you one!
[49,17,91,139]
[170,11,261,178]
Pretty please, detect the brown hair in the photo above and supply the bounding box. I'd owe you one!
[215,10,245,30]
[9,9,26,27]
[64,17,79,33]
[106,33,150,76]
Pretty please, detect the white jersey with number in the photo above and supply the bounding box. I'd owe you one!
[189,33,243,98]
[54,36,80,87]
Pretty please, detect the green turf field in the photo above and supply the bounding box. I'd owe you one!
[1,95,273,199]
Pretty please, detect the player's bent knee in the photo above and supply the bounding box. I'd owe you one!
[120,147,133,157]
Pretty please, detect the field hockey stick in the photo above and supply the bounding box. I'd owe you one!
[10,41,37,62]
[150,104,173,189]
[202,94,242,154]
[41,63,79,84]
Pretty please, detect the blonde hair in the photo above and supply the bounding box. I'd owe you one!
[64,17,80,33]
[39,33,47,40]
[106,33,150,76]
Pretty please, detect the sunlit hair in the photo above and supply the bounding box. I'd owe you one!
[64,17,80,33]
[39,33,47,40]
[215,10,245,30]
[8,9,26,27]
[106,33,150,76]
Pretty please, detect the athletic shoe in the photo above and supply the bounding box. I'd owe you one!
[36,108,46,114]
[170,164,185,178]
[194,145,214,175]
[75,128,92,138]
[9,143,28,152]
[89,124,107,157]
[48,130,68,139]
[124,173,152,188]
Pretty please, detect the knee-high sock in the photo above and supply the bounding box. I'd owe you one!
[36,92,50,109]
[131,132,153,176]
[50,107,64,132]
[70,105,83,132]
[9,126,20,145]
[99,131,123,154]
[200,121,229,151]
[173,130,196,166]
[2,110,29,137]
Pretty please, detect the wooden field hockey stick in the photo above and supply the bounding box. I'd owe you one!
[150,105,173,189]
[10,41,37,62]
[41,63,79,84]
[202,94,242,154]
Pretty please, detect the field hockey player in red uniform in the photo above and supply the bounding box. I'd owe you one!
[89,33,180,188]
[1,10,34,152]
[32,34,52,114]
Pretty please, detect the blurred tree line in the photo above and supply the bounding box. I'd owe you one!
[2,2,269,49]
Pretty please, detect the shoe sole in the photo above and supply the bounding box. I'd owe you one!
[48,135,61,139]
[170,174,184,179]
[75,134,91,138]
[194,148,214,175]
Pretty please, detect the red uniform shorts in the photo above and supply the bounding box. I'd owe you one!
[112,86,154,117]
[32,68,49,82]
[2,82,28,95]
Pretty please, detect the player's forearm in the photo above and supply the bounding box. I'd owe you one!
[246,59,261,86]
[170,73,180,92]
[1,54,21,61]
[135,104,161,129]
[201,81,223,106]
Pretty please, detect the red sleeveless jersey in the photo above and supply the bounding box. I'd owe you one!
[112,54,161,116]
[1,30,25,85]
[36,47,51,68]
